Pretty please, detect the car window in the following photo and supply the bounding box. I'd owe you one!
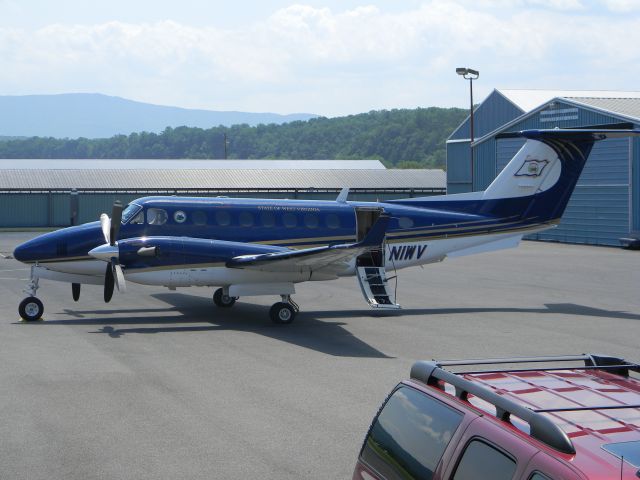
[361,386,463,480]
[452,440,516,480]
[530,473,552,480]
[147,208,168,225]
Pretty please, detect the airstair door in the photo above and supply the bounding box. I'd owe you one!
[355,207,384,268]
[356,266,401,309]
[354,207,400,309]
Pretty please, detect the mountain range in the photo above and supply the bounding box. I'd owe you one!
[0,93,317,138]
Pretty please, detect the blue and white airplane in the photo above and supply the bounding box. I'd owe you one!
[13,129,638,323]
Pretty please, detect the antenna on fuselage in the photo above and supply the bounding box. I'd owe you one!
[336,187,349,203]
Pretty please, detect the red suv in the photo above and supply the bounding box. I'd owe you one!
[354,354,640,480]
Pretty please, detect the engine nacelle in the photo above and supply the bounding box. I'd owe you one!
[117,236,287,270]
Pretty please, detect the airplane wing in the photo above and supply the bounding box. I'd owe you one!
[226,215,389,273]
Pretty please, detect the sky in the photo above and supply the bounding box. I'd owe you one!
[1,0,640,117]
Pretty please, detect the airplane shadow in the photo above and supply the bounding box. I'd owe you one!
[309,303,640,322]
[31,293,394,359]
[17,295,638,358]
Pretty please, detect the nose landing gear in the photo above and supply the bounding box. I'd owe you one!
[19,266,43,321]
[19,297,44,321]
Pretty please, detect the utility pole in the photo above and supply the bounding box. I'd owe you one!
[456,67,479,191]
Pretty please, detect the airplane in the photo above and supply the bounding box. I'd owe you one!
[12,128,640,324]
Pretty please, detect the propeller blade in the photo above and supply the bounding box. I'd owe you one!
[113,262,126,293]
[72,283,81,302]
[100,213,111,245]
[104,263,114,303]
[109,201,123,246]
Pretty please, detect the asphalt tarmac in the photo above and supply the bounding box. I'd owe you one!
[0,232,638,479]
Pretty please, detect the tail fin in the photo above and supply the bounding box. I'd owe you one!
[392,129,640,225]
[477,129,640,222]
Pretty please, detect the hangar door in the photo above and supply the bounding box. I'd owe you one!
[496,137,630,246]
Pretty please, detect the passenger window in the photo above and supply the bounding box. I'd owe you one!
[173,210,187,223]
[147,208,168,226]
[452,440,516,480]
[361,386,463,480]
[192,211,207,226]
[215,210,231,226]
[261,211,276,228]
[399,217,414,229]
[239,211,254,227]
[304,214,319,229]
[283,213,297,228]
[325,213,340,229]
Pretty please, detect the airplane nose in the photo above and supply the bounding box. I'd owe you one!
[13,222,104,264]
[13,233,58,263]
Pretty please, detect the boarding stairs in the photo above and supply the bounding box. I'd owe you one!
[356,266,401,310]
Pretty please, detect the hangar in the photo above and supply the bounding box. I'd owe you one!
[0,159,445,228]
[447,89,640,246]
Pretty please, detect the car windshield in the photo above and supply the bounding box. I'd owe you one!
[121,203,142,224]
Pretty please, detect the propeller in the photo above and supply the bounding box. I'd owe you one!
[93,201,126,303]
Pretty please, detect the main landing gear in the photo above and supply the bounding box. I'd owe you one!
[213,288,237,308]
[212,288,300,324]
[19,266,43,321]
[270,296,299,325]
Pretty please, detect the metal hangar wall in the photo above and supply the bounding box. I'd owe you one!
[0,160,445,228]
[447,89,640,246]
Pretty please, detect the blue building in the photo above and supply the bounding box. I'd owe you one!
[447,89,640,246]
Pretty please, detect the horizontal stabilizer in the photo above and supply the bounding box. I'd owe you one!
[514,128,640,140]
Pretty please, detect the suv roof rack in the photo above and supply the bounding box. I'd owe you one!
[409,354,640,455]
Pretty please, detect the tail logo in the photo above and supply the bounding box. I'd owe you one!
[515,156,550,177]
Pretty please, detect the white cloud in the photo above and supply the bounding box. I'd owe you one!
[602,0,640,12]
[0,1,639,115]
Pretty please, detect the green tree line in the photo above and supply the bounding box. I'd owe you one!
[0,107,466,168]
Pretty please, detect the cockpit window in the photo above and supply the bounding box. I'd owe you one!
[121,204,142,224]
[147,208,168,226]
[130,211,144,224]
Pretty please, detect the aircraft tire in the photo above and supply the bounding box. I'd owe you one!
[19,297,44,321]
[213,288,237,308]
[270,302,295,324]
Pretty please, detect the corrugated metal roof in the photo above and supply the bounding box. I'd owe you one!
[565,97,640,121]
[0,168,445,190]
[0,159,386,170]
[498,89,640,114]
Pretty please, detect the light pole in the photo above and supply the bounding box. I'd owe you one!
[456,67,479,190]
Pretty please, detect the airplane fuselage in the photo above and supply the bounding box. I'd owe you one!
[14,195,533,287]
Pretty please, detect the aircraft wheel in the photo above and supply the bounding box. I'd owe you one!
[213,288,237,308]
[270,302,296,324]
[19,297,44,321]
